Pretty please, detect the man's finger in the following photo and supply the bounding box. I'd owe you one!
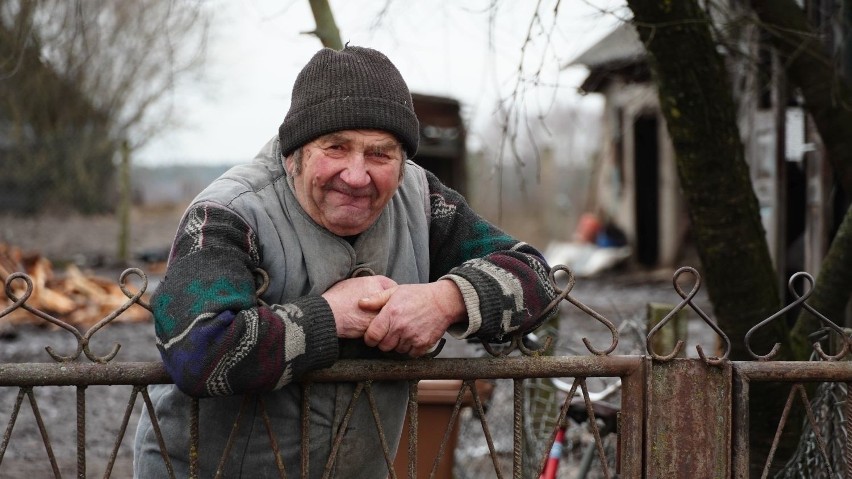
[364,313,390,347]
[378,332,401,352]
[359,286,396,311]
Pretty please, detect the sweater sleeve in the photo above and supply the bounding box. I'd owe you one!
[151,202,338,397]
[425,171,558,341]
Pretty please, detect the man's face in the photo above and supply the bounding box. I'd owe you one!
[288,129,404,236]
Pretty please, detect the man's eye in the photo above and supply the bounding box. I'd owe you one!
[367,151,391,159]
[324,145,347,155]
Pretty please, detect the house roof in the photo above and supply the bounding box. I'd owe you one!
[568,22,651,93]
[568,22,646,69]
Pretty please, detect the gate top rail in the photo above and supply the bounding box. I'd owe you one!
[0,355,645,387]
[2,265,850,367]
[3,356,851,388]
[734,360,852,382]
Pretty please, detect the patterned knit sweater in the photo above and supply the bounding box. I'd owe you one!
[152,170,557,398]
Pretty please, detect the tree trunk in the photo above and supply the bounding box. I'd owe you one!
[750,0,852,359]
[625,0,785,360]
[625,0,792,472]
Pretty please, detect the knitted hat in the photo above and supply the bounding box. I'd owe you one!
[278,46,419,158]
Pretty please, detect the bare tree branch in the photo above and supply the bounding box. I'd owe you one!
[306,0,343,50]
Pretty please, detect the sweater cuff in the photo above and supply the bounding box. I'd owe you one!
[439,273,481,338]
[299,295,339,370]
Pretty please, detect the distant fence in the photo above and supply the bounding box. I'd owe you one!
[1,266,851,478]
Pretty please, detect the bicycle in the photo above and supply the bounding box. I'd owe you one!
[523,315,647,479]
[538,379,621,479]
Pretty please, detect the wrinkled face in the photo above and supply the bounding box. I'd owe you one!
[287,129,404,236]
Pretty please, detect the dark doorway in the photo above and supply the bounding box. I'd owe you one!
[634,115,660,266]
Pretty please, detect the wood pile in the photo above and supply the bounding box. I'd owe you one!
[0,243,152,329]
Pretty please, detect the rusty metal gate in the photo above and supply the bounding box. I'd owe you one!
[1,266,850,478]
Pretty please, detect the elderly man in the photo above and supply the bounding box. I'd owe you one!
[134,45,557,478]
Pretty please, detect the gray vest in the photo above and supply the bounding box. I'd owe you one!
[134,138,432,478]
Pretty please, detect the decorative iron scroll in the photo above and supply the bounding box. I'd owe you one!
[645,266,731,365]
[2,264,847,364]
[745,271,851,361]
[481,264,619,358]
[2,268,150,363]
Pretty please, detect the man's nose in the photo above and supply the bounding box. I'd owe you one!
[339,154,371,187]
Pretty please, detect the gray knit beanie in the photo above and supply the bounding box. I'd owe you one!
[278,46,419,158]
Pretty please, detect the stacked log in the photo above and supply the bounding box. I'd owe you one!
[0,243,151,328]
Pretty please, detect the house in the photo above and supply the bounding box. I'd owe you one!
[410,93,467,197]
[568,23,687,269]
[569,14,846,283]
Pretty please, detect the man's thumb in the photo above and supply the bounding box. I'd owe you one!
[359,286,396,311]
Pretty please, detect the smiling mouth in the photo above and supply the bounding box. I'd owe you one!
[332,188,371,198]
[325,179,375,200]
[328,183,373,196]
[327,189,372,208]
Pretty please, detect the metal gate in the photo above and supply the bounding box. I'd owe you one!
[1,266,850,478]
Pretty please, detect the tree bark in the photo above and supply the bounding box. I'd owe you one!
[625,0,785,360]
[749,0,852,359]
[625,0,793,472]
[307,0,343,50]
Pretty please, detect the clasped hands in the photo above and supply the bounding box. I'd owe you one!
[322,275,466,357]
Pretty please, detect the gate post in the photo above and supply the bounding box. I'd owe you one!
[645,358,732,478]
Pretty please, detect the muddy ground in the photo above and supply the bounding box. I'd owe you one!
[0,208,716,477]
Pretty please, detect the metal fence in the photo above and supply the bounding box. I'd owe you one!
[1,266,850,478]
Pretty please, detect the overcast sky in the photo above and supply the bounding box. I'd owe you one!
[136,0,628,166]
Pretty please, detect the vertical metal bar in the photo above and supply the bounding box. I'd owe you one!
[407,380,418,479]
[141,387,177,479]
[25,388,62,478]
[467,380,504,479]
[103,386,141,479]
[619,361,644,479]
[512,378,523,479]
[760,385,797,479]
[0,388,26,467]
[846,382,852,479]
[795,385,837,478]
[732,370,750,479]
[77,385,86,479]
[323,382,365,478]
[580,379,611,479]
[257,397,288,478]
[214,394,253,479]
[364,383,398,479]
[645,359,731,479]
[535,378,581,477]
[301,383,311,479]
[190,397,199,479]
[429,381,472,479]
